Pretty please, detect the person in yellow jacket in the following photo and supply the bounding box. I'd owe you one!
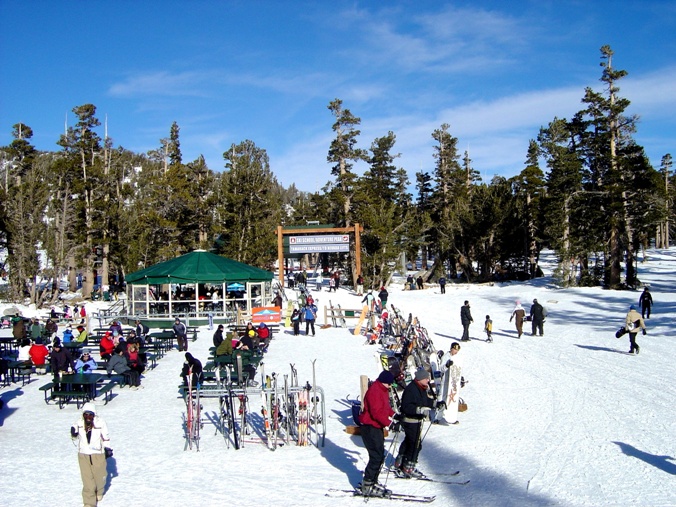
[625,305,646,355]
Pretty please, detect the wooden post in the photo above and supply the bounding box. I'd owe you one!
[277,225,284,286]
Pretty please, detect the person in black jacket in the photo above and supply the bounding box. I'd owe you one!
[530,299,546,336]
[181,353,204,388]
[50,339,74,385]
[393,369,436,478]
[638,287,653,319]
[213,324,224,348]
[460,301,473,341]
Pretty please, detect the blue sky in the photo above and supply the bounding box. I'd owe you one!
[1,1,675,192]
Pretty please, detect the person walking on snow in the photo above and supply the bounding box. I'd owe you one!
[434,342,464,425]
[460,301,473,341]
[530,298,546,336]
[625,305,646,354]
[510,301,526,338]
[71,403,111,507]
[358,370,396,498]
[484,315,493,342]
[638,287,653,319]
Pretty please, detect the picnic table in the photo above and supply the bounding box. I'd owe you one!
[40,373,121,408]
[0,336,18,355]
[6,360,33,385]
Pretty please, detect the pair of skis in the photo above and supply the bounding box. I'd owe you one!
[184,368,201,451]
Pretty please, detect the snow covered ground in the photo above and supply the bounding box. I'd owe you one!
[1,250,675,507]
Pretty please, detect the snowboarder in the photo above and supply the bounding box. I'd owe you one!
[510,301,526,338]
[71,402,111,507]
[358,370,396,497]
[625,305,646,354]
[394,369,436,478]
[460,301,473,341]
[484,315,493,342]
[530,299,546,336]
[638,287,653,319]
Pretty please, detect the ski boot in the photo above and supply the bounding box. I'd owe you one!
[360,481,391,498]
[401,462,425,479]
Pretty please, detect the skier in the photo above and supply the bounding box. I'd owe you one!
[460,301,473,341]
[638,287,653,319]
[510,300,526,338]
[70,403,111,507]
[625,305,647,355]
[358,370,396,497]
[394,369,436,478]
[484,315,493,342]
[530,298,546,336]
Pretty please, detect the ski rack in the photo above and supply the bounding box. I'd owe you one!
[182,383,327,449]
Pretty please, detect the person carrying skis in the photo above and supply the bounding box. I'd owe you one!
[359,370,396,497]
[530,298,546,336]
[624,305,647,355]
[394,369,436,478]
[70,402,111,507]
[510,300,526,338]
[460,300,473,341]
[638,287,653,319]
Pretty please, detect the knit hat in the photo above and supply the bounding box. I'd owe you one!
[377,370,395,385]
[630,304,636,310]
[415,369,430,381]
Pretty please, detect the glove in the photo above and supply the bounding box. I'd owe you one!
[104,447,113,459]
[436,401,446,410]
[445,359,453,368]
[460,377,466,388]
[389,421,401,432]
[642,329,646,335]
[82,364,90,372]
[437,350,444,360]
[416,406,431,416]
[70,427,78,438]
[107,373,112,378]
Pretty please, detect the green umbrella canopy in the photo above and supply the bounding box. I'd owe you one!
[125,250,273,285]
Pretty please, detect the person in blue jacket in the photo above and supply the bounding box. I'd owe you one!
[303,302,317,336]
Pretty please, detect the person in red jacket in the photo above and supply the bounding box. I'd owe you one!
[99,331,115,360]
[358,370,395,497]
[29,339,50,373]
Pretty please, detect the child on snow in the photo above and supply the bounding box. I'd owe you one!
[484,315,493,342]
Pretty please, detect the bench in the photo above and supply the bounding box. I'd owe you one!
[186,326,199,342]
[40,382,55,404]
[50,390,89,409]
[96,381,117,405]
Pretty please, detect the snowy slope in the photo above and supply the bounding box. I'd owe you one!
[1,250,675,507]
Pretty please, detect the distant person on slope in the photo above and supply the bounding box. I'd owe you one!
[510,300,526,338]
[530,299,546,336]
[638,287,653,319]
[460,300,473,341]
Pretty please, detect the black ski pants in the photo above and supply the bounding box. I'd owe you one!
[361,424,386,484]
[397,420,423,466]
[628,332,640,353]
[305,319,315,336]
[532,318,544,336]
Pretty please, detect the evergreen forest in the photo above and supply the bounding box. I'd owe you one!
[1,46,673,306]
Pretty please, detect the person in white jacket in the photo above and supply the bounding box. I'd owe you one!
[434,342,464,425]
[71,403,111,507]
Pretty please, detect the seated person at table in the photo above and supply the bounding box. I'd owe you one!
[257,323,271,352]
[29,338,50,374]
[62,325,74,343]
[17,338,32,363]
[109,320,123,335]
[50,339,75,387]
[235,330,256,352]
[125,340,146,376]
[74,325,88,343]
[99,331,115,360]
[181,353,204,388]
[107,346,141,390]
[215,333,233,357]
[213,324,224,348]
[74,351,97,374]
